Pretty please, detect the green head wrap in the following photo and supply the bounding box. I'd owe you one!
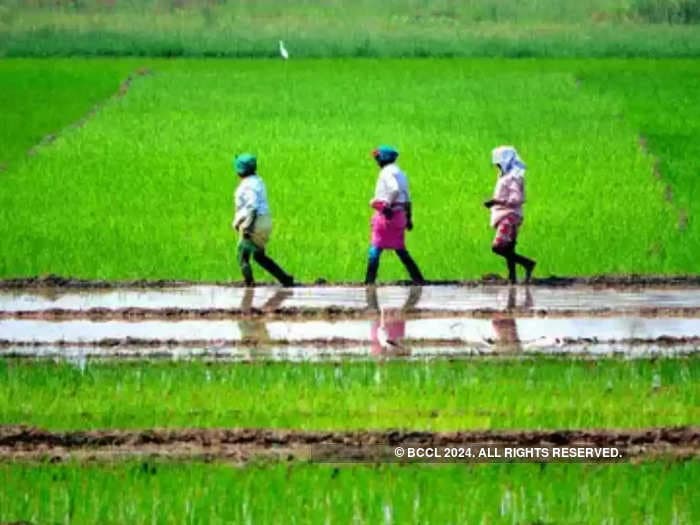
[234,153,257,176]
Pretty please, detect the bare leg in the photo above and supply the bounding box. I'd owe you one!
[493,244,535,284]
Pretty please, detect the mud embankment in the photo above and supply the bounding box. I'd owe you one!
[0,426,696,463]
[2,274,700,290]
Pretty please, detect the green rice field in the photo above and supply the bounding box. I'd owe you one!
[0,461,697,524]
[2,358,697,430]
[1,5,699,522]
[1,58,699,282]
[0,58,138,170]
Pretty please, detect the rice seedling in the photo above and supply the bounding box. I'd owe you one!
[1,357,696,430]
[2,58,697,282]
[0,58,138,170]
[0,460,697,524]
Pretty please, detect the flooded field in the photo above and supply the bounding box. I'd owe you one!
[1,284,699,360]
[1,316,700,346]
[2,284,700,317]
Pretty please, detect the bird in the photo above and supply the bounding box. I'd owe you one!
[279,40,289,60]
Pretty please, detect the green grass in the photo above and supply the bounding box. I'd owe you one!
[0,58,138,171]
[2,58,699,282]
[0,460,697,524]
[1,358,697,430]
[2,1,700,58]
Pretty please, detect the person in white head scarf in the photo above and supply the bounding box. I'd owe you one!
[484,146,536,284]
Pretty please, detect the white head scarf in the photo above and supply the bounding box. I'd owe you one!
[491,146,526,178]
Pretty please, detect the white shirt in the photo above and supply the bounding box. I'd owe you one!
[372,163,410,205]
[233,174,270,228]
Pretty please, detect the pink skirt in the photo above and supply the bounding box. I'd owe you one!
[492,214,522,249]
[371,209,407,250]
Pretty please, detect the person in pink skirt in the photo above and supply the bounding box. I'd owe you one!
[484,145,536,284]
[364,145,425,285]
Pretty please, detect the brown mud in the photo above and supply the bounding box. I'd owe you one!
[5,307,700,321]
[2,336,700,350]
[0,426,696,463]
[2,274,700,290]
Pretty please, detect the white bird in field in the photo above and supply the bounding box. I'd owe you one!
[279,40,289,60]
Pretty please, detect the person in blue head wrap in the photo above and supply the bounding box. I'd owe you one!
[365,145,425,285]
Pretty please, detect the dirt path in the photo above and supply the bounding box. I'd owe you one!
[2,274,700,290]
[0,426,697,463]
[5,307,700,321]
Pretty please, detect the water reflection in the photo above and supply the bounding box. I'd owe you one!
[367,286,423,355]
[489,287,534,351]
[238,288,293,344]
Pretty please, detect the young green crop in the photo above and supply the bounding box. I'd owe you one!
[0,59,141,171]
[2,58,697,283]
[578,60,700,269]
[0,460,697,524]
[1,357,697,431]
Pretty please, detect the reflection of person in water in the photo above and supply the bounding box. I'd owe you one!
[490,286,533,351]
[238,287,292,344]
[367,286,422,355]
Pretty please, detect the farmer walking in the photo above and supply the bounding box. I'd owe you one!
[364,145,425,285]
[484,146,536,284]
[232,153,294,287]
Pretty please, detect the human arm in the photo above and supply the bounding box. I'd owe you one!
[484,175,521,208]
[239,209,258,238]
[233,182,259,234]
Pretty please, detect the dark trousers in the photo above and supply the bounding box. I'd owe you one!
[365,246,425,285]
[238,239,293,286]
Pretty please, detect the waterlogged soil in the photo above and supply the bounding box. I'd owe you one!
[0,426,696,463]
[3,275,700,289]
[3,342,698,361]
[1,317,700,348]
[2,283,699,359]
[2,285,700,319]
